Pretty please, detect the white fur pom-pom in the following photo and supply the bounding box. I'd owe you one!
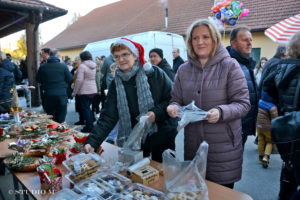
[143,62,152,71]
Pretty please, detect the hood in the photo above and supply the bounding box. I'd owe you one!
[47,56,60,63]
[158,58,172,69]
[226,46,256,70]
[188,43,230,69]
[0,59,15,72]
[277,58,300,89]
[82,60,96,69]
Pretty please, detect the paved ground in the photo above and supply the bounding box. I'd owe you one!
[0,99,282,200]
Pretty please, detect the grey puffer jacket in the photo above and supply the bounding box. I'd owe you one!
[170,44,250,184]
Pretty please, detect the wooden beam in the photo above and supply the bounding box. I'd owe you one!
[26,16,40,107]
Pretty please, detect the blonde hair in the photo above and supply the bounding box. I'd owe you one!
[186,18,221,60]
[287,31,300,59]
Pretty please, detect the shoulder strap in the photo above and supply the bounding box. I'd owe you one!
[293,74,300,109]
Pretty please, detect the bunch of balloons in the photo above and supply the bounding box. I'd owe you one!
[211,0,249,26]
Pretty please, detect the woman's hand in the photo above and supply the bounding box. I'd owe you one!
[83,144,94,153]
[204,108,220,123]
[146,111,156,123]
[167,104,179,118]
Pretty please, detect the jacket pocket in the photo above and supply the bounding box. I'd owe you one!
[225,123,235,147]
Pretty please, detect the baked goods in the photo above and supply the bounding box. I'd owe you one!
[93,172,131,193]
[63,153,104,183]
[75,179,113,199]
[121,183,164,200]
[167,191,205,200]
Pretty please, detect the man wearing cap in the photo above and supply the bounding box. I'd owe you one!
[149,48,175,81]
[84,38,178,162]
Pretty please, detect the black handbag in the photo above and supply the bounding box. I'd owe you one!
[271,75,300,163]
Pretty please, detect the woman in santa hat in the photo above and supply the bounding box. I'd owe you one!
[84,38,177,162]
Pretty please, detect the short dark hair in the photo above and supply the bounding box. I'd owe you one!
[274,45,287,57]
[230,26,251,42]
[41,48,51,55]
[6,53,11,59]
[80,51,93,61]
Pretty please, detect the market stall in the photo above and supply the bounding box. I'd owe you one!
[0,110,253,200]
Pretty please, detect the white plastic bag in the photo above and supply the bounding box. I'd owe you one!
[123,115,152,150]
[177,101,208,131]
[163,141,209,200]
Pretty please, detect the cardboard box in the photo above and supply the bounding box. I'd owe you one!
[131,165,159,185]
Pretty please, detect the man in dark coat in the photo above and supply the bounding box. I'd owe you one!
[257,45,287,98]
[0,52,15,113]
[37,49,73,123]
[227,26,258,146]
[172,48,184,73]
[149,48,175,81]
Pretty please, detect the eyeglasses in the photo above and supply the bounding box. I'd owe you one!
[113,52,131,60]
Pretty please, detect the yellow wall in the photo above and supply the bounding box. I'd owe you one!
[59,47,85,61]
[222,32,279,60]
[60,32,279,62]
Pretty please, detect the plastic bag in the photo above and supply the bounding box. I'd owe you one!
[177,101,208,131]
[163,141,209,200]
[123,115,152,150]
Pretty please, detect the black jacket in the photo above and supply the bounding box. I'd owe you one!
[37,56,73,96]
[0,59,15,101]
[157,58,175,81]
[173,56,184,74]
[258,56,282,98]
[85,66,178,150]
[227,46,258,136]
[264,58,300,114]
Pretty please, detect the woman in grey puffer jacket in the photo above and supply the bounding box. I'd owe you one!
[167,19,250,188]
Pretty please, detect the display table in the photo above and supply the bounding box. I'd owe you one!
[8,142,253,200]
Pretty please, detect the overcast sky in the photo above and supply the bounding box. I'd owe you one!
[0,0,119,50]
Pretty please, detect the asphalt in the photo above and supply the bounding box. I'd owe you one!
[0,98,282,200]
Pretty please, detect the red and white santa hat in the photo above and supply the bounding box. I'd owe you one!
[115,38,146,66]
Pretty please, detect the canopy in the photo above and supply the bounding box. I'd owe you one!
[264,14,300,43]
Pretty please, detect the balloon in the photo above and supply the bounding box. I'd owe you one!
[239,9,249,19]
[211,0,249,26]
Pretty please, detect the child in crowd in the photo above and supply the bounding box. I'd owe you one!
[256,90,278,168]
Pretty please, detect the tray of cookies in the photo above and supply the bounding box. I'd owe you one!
[63,152,104,176]
[121,183,165,200]
[75,179,114,199]
[93,172,132,193]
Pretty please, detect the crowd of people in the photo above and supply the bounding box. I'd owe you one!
[1,17,300,199]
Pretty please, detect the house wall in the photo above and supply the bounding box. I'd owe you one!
[60,32,279,63]
[59,47,85,61]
